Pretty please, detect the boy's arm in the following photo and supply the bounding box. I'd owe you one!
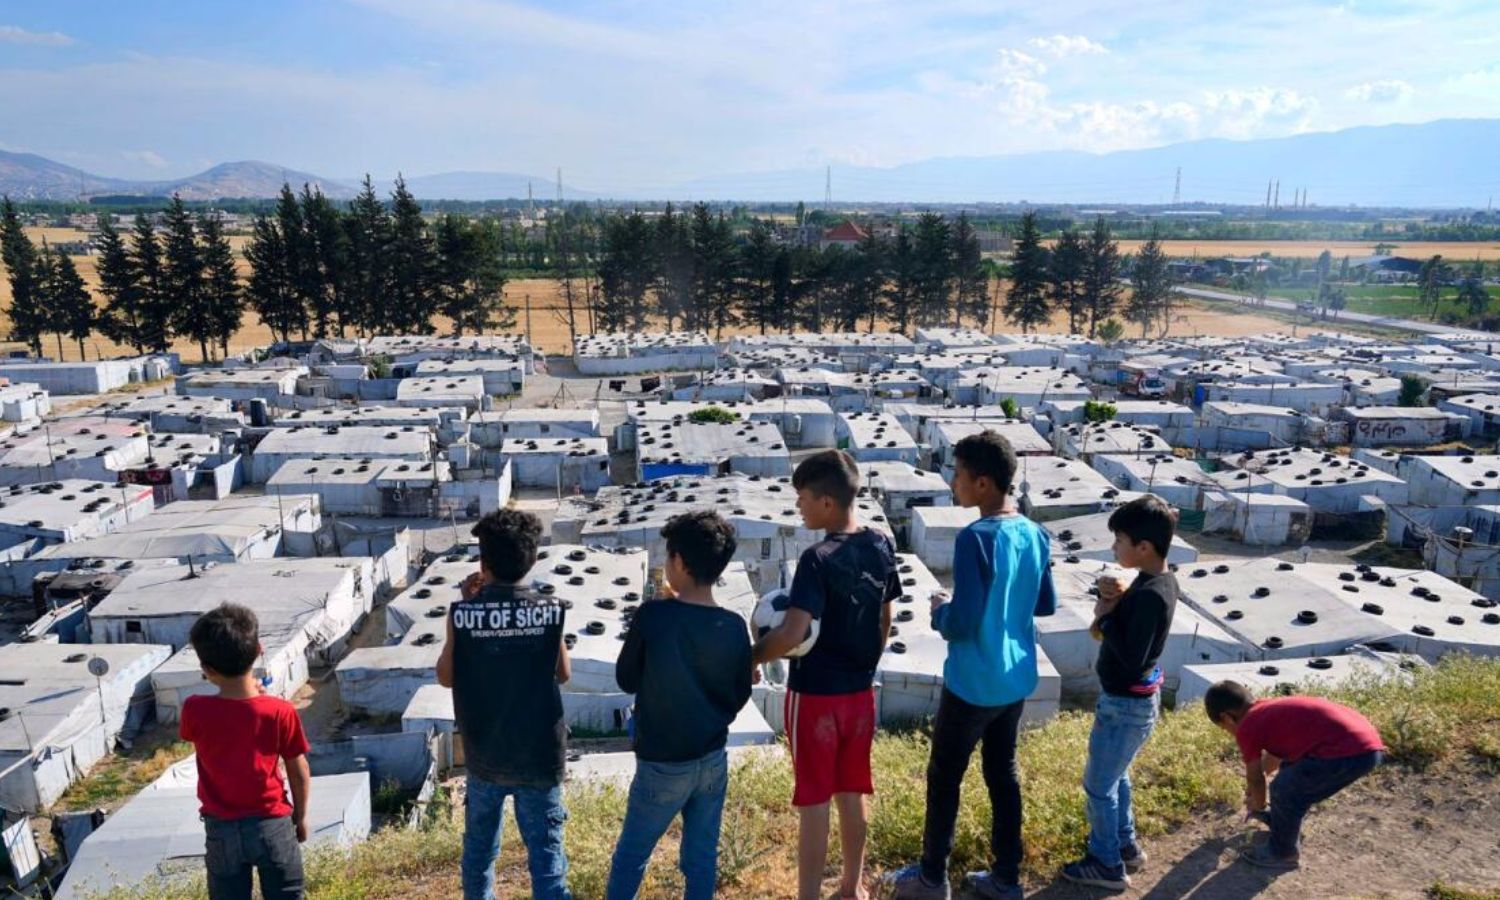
[753,608,814,663]
[435,613,455,689]
[1244,755,1269,813]
[880,599,893,650]
[1035,555,1058,618]
[286,754,311,842]
[614,611,644,694]
[1116,586,1167,674]
[754,555,822,664]
[933,529,986,641]
[556,635,571,685]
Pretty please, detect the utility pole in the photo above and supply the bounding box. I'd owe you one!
[1172,167,1181,205]
[556,167,563,205]
[527,181,534,220]
[824,165,832,211]
[1273,180,1280,209]
[1265,179,1273,209]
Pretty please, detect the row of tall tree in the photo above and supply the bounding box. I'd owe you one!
[1005,213,1174,338]
[244,178,513,344]
[594,206,990,336]
[3,179,517,362]
[3,196,241,360]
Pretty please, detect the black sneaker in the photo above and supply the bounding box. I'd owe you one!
[962,871,1024,900]
[1120,843,1148,874]
[1060,855,1129,891]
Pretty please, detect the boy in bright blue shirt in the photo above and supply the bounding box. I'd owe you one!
[887,431,1056,900]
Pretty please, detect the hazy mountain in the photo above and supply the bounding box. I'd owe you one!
[138,161,356,201]
[3,118,1496,206]
[0,150,133,200]
[661,118,1500,208]
[0,154,354,201]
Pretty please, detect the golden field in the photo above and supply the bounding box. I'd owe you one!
[0,227,1387,363]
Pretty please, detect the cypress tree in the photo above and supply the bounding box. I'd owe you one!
[199,214,244,360]
[1126,230,1174,338]
[385,176,436,335]
[1081,216,1123,338]
[130,213,174,354]
[95,215,146,353]
[1003,211,1051,333]
[245,213,300,344]
[344,175,390,337]
[0,197,47,355]
[164,195,212,362]
[45,248,95,360]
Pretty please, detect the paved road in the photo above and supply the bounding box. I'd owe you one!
[1177,285,1500,340]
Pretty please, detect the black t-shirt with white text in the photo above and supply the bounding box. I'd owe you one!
[787,529,900,695]
[450,583,567,786]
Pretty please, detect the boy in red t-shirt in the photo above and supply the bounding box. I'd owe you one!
[1204,681,1384,870]
[181,603,312,900]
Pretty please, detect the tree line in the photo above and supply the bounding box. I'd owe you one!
[1,177,515,362]
[593,206,991,336]
[1003,212,1174,339]
[2,195,241,361]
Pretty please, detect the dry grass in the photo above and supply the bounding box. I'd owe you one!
[55,727,193,813]
[0,226,1359,365]
[85,656,1500,900]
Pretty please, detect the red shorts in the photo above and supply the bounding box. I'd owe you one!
[785,688,876,807]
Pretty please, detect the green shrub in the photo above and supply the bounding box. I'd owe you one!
[687,406,740,425]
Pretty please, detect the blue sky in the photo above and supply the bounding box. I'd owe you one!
[2,0,1499,192]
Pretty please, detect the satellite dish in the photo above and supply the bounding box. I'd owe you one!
[87,657,110,678]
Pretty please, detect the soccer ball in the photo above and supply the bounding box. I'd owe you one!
[752,588,820,658]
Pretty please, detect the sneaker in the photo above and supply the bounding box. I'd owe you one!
[1239,844,1300,870]
[1247,809,1272,827]
[1060,855,1129,891]
[963,871,1024,899]
[1119,843,1148,874]
[883,864,951,900]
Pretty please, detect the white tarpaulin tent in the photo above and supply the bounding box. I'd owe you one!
[0,643,171,813]
[56,762,369,900]
[85,558,374,722]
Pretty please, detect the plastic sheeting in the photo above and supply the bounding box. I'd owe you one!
[0,643,172,813]
[56,769,369,900]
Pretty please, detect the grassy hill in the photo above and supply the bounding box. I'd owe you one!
[92,657,1500,899]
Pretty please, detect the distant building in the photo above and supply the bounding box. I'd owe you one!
[820,220,869,250]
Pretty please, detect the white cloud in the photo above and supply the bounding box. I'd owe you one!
[1026,34,1108,58]
[121,149,169,169]
[0,25,73,46]
[1344,79,1413,102]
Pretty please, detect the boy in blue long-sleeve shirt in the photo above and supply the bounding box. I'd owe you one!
[887,431,1056,900]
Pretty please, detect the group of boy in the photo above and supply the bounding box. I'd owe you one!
[177,436,1384,900]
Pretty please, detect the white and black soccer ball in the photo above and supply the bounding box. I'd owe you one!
[751,588,820,658]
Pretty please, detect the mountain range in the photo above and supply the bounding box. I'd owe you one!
[2,118,1496,207]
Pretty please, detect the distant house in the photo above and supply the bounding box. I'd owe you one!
[1348,255,1424,282]
[820,220,869,250]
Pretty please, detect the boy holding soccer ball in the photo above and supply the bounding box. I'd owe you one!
[753,449,900,900]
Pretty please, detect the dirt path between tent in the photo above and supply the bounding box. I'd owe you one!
[1007,762,1500,900]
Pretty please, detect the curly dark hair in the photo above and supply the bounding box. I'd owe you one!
[471,508,544,583]
[190,603,260,677]
[661,510,739,586]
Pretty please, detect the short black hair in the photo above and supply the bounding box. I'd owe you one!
[1204,680,1255,723]
[471,508,544,583]
[190,603,260,677]
[954,430,1019,493]
[661,511,738,586]
[1107,494,1178,559]
[792,449,860,508]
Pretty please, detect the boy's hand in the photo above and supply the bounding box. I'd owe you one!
[460,572,484,601]
[751,665,762,685]
[1092,595,1120,621]
[1096,574,1126,602]
[294,817,308,843]
[929,590,950,613]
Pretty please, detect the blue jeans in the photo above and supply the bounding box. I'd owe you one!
[1083,693,1159,867]
[1268,750,1382,857]
[202,814,303,900]
[605,749,729,900]
[462,776,572,900]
